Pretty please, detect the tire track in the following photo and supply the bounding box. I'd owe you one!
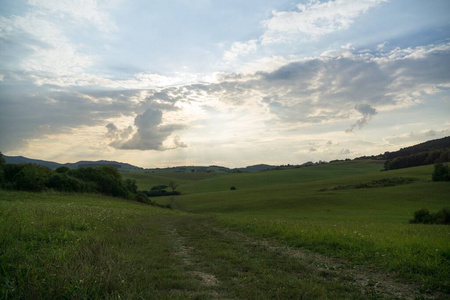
[164,220,225,299]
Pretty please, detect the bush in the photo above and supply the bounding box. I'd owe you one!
[124,179,138,194]
[432,163,450,181]
[230,186,237,190]
[410,208,433,224]
[142,185,181,197]
[0,167,4,188]
[135,192,150,203]
[1,162,163,205]
[55,166,70,173]
[11,164,52,191]
[69,166,130,198]
[47,173,95,192]
[434,208,450,224]
[410,208,450,225]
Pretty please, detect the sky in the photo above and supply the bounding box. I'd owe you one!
[0,0,449,168]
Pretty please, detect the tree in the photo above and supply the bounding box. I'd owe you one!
[124,179,138,194]
[432,163,450,181]
[13,164,52,191]
[0,152,5,187]
[55,166,70,173]
[168,181,178,192]
[0,152,5,167]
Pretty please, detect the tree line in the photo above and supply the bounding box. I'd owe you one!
[382,136,450,160]
[384,149,450,170]
[0,152,177,207]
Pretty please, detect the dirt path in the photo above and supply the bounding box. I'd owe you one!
[167,203,446,299]
[210,225,445,300]
[170,197,192,213]
[163,219,227,299]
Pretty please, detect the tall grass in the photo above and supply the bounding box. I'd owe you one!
[0,191,205,299]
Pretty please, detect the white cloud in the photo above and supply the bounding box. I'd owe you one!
[384,129,450,146]
[0,0,120,81]
[223,40,258,61]
[0,12,94,77]
[261,0,386,44]
[28,0,117,33]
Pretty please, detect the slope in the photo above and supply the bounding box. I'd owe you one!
[160,162,450,292]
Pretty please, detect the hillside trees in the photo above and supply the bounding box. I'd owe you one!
[68,166,130,198]
[384,149,450,170]
[0,162,148,202]
[1,163,52,191]
[13,164,52,191]
[142,184,181,197]
[0,152,5,187]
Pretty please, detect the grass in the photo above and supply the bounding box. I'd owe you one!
[1,160,449,298]
[150,163,450,292]
[0,191,209,299]
[0,190,376,299]
[128,160,384,194]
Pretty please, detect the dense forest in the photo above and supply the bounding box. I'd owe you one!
[383,136,450,159]
[384,149,450,170]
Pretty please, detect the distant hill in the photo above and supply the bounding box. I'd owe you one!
[3,136,449,172]
[3,155,142,170]
[237,164,275,172]
[144,164,277,173]
[382,136,450,160]
[3,156,62,169]
[2,155,276,173]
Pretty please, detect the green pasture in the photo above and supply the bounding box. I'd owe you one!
[142,162,450,292]
[0,191,376,299]
[128,160,384,194]
[1,160,449,298]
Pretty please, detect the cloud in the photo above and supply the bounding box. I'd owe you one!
[384,129,450,145]
[110,109,186,151]
[105,123,119,138]
[0,0,120,84]
[346,103,377,132]
[340,148,351,155]
[1,42,449,153]
[0,10,94,78]
[27,0,117,33]
[0,84,140,151]
[223,40,258,61]
[261,0,386,44]
[173,135,188,148]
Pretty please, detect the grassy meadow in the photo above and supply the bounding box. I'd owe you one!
[133,161,450,293]
[1,160,449,298]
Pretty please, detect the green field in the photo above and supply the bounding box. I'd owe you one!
[1,160,449,298]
